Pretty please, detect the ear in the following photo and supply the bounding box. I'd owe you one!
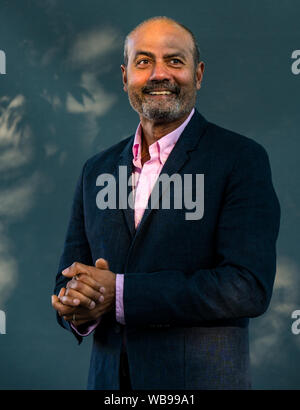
[195,61,205,90]
[121,64,128,92]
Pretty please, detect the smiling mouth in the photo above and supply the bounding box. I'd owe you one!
[148,91,172,95]
[144,90,176,96]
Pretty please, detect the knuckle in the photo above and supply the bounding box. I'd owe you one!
[67,288,75,297]
[70,280,77,289]
[85,298,92,308]
[75,279,82,289]
[88,276,98,285]
[63,290,71,300]
[80,274,88,281]
[89,298,96,308]
[72,280,81,291]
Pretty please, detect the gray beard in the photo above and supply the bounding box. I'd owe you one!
[140,99,182,122]
[128,90,196,123]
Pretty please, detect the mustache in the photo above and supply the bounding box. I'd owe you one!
[142,81,180,95]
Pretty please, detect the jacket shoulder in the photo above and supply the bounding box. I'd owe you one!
[206,121,268,157]
[83,135,133,174]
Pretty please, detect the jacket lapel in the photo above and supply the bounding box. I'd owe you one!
[114,136,136,239]
[135,110,208,235]
[114,110,209,240]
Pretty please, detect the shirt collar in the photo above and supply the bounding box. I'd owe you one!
[132,108,195,168]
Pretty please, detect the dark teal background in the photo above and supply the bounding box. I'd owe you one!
[0,0,299,389]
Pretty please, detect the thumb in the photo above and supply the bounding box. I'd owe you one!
[58,287,66,299]
[95,258,109,270]
[51,294,58,304]
[51,287,65,306]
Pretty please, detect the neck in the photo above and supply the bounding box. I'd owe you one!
[140,111,191,153]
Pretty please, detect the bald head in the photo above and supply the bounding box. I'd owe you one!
[123,17,200,68]
[120,16,205,124]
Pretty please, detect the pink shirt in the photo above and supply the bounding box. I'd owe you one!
[72,108,195,335]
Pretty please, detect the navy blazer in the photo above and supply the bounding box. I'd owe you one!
[54,110,280,389]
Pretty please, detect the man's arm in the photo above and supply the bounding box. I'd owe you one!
[53,163,96,342]
[123,142,281,327]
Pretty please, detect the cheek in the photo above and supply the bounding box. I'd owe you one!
[176,72,196,87]
[127,71,150,89]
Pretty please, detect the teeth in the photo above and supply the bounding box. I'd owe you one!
[149,91,172,95]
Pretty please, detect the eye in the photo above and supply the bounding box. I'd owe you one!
[136,59,150,66]
[169,58,183,65]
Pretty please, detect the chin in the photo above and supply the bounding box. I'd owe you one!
[143,104,192,123]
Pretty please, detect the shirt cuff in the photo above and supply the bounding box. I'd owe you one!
[116,273,125,325]
[71,317,101,336]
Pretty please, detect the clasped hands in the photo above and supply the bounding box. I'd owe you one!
[51,258,116,328]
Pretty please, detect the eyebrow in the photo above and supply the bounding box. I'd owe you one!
[133,50,187,61]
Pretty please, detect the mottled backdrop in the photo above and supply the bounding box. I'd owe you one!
[0,0,299,389]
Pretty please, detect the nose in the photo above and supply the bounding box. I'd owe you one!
[148,61,172,82]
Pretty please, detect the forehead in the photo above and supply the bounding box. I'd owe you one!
[127,20,194,60]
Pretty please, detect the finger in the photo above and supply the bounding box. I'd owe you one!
[58,287,66,299]
[74,274,106,295]
[60,295,81,307]
[63,307,96,321]
[51,294,59,307]
[67,274,102,293]
[61,288,97,310]
[63,307,102,322]
[67,281,103,304]
[63,313,91,322]
[62,261,92,278]
[51,295,75,315]
[95,258,109,270]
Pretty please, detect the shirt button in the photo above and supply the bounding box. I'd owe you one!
[114,324,121,334]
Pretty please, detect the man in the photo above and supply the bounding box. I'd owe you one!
[52,16,280,390]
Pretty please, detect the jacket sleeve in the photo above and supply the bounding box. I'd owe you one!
[123,142,281,327]
[54,162,93,344]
